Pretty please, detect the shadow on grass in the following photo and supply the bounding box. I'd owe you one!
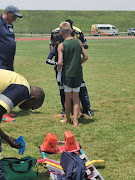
[79,118,95,125]
[95,165,106,170]
[37,172,49,180]
[10,110,42,117]
[78,108,98,124]
[36,166,105,179]
[56,108,98,125]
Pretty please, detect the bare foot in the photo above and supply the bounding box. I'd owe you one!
[73,121,82,127]
[74,123,80,127]
[73,120,79,127]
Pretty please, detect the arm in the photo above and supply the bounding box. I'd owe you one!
[79,32,88,49]
[57,43,64,71]
[79,40,88,64]
[46,47,57,65]
[46,59,57,66]
[49,42,54,51]
[0,105,22,149]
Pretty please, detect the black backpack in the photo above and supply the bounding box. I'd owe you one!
[57,151,86,180]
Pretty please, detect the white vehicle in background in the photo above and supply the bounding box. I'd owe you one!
[91,24,119,36]
[127,28,135,36]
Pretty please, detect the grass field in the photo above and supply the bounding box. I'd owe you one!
[1,38,135,180]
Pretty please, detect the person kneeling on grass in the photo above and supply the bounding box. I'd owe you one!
[0,69,45,180]
[57,22,88,127]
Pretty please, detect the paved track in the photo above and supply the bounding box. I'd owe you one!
[15,37,50,41]
[15,36,135,41]
[86,36,135,39]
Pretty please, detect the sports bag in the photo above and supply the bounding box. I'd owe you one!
[59,152,86,180]
[2,156,37,180]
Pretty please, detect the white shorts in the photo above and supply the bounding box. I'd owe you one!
[63,84,80,92]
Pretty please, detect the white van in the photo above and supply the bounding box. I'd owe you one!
[91,24,119,36]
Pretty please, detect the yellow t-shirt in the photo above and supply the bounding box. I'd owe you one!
[0,69,31,113]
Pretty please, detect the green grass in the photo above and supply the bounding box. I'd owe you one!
[0,10,135,33]
[1,38,135,179]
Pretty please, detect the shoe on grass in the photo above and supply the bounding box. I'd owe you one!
[83,109,94,116]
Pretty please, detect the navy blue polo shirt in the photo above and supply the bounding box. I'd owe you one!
[0,15,16,71]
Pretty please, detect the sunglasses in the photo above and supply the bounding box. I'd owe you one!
[9,12,17,20]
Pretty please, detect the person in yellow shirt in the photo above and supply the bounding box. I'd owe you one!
[0,69,45,180]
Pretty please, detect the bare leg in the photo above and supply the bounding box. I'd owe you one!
[78,101,84,118]
[65,92,72,124]
[73,92,80,127]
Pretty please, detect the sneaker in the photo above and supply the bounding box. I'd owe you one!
[2,115,15,122]
[83,109,94,116]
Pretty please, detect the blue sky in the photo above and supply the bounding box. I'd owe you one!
[0,0,135,10]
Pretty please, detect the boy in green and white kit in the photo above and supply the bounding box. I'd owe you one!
[57,22,88,127]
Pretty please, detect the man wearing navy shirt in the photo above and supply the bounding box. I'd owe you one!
[0,5,23,71]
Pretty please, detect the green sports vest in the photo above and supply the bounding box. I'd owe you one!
[62,39,82,88]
